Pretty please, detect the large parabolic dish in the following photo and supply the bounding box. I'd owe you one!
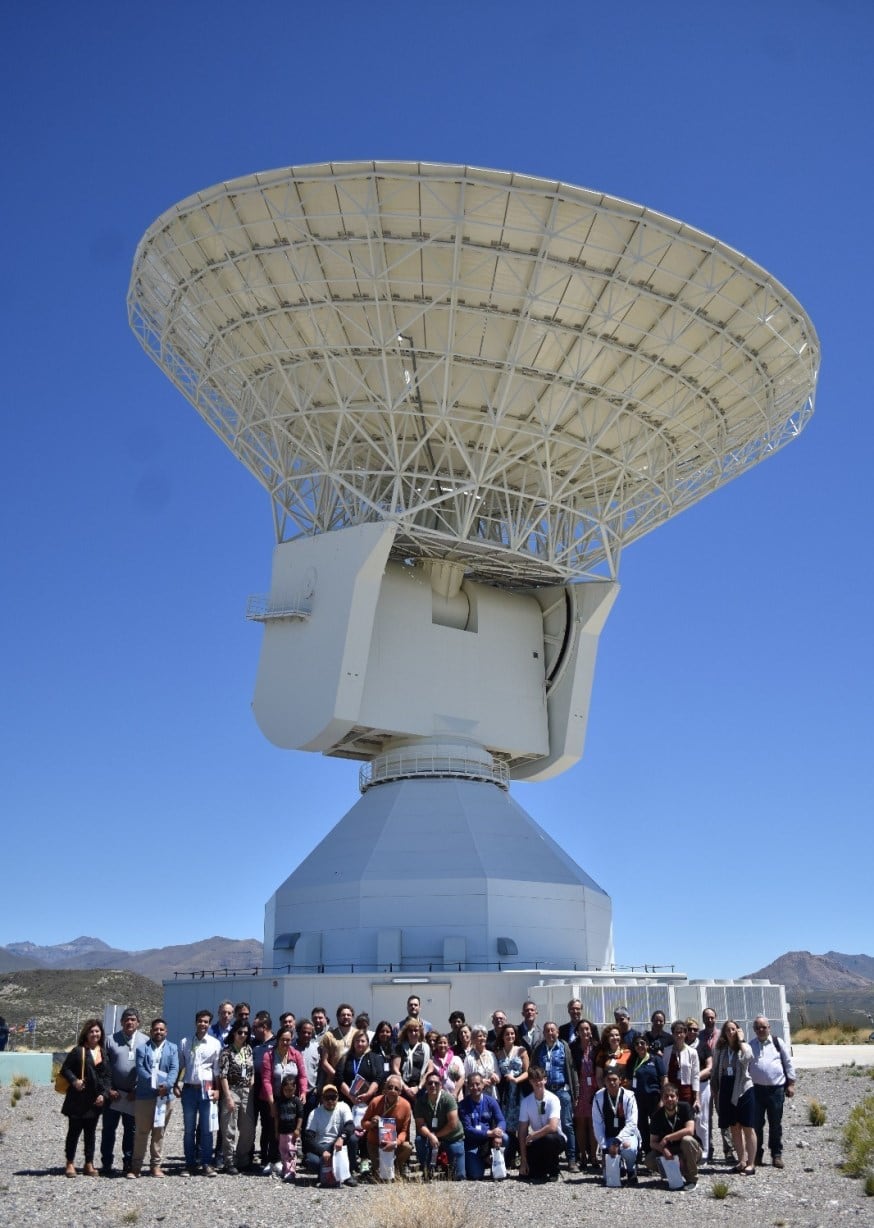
[128,162,819,587]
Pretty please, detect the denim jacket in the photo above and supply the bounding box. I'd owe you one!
[135,1040,180,1099]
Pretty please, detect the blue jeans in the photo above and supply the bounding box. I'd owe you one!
[550,1085,576,1162]
[415,1134,466,1179]
[753,1084,786,1158]
[182,1084,215,1167]
[101,1104,136,1171]
[464,1136,499,1180]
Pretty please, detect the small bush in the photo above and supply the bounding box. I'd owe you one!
[711,1179,730,1199]
[843,1095,874,1177]
[865,1173,874,1197]
[808,1099,827,1126]
[120,1212,139,1225]
[361,1181,493,1228]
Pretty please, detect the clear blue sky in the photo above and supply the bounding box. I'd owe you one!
[3,1,871,980]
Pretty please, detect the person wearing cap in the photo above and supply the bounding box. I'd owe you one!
[303,1084,358,1186]
[100,1008,147,1176]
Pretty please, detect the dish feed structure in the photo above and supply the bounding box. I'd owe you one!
[129,162,818,976]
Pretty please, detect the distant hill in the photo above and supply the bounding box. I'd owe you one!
[5,936,117,967]
[1,935,263,982]
[745,950,873,990]
[824,951,874,981]
[0,969,163,1051]
[0,946,46,974]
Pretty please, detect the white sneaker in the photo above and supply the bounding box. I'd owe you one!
[261,1165,273,1175]
[272,1162,283,1176]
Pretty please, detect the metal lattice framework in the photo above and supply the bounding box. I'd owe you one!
[128,162,818,585]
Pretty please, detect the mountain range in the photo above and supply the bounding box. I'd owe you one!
[2,939,871,995]
[745,950,874,990]
[0,935,263,982]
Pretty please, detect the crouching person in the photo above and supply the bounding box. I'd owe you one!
[414,1072,466,1179]
[303,1084,358,1186]
[644,1081,701,1190]
[518,1066,565,1183]
[361,1075,413,1180]
[593,1069,640,1185]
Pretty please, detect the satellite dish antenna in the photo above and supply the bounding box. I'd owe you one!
[129,162,818,973]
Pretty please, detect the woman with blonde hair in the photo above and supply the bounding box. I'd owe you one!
[392,1019,433,1103]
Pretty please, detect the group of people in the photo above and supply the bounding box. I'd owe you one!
[59,994,796,1192]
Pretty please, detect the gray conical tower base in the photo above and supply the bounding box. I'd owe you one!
[265,775,614,975]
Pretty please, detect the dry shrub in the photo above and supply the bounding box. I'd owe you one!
[808,1098,827,1126]
[843,1095,874,1177]
[360,1180,493,1228]
[711,1178,730,1199]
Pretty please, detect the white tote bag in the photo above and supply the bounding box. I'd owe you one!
[603,1151,622,1187]
[332,1146,351,1184]
[660,1155,684,1189]
[491,1147,507,1180]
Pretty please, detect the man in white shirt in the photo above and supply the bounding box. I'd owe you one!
[749,1017,796,1168]
[518,1066,565,1182]
[174,1010,221,1175]
[593,1069,640,1185]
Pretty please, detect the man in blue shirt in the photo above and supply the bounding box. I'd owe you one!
[534,1021,579,1172]
[458,1073,506,1179]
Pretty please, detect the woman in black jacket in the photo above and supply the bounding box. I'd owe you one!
[61,1019,113,1176]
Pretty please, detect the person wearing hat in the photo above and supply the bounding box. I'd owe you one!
[100,1008,147,1176]
[303,1083,358,1185]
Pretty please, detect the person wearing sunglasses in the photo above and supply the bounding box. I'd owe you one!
[218,1022,255,1175]
[414,1073,465,1179]
[302,1084,358,1186]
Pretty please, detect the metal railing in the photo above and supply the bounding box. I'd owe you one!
[245,593,311,622]
[360,748,510,792]
[172,960,677,979]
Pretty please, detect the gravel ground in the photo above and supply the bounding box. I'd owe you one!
[1,1065,872,1228]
